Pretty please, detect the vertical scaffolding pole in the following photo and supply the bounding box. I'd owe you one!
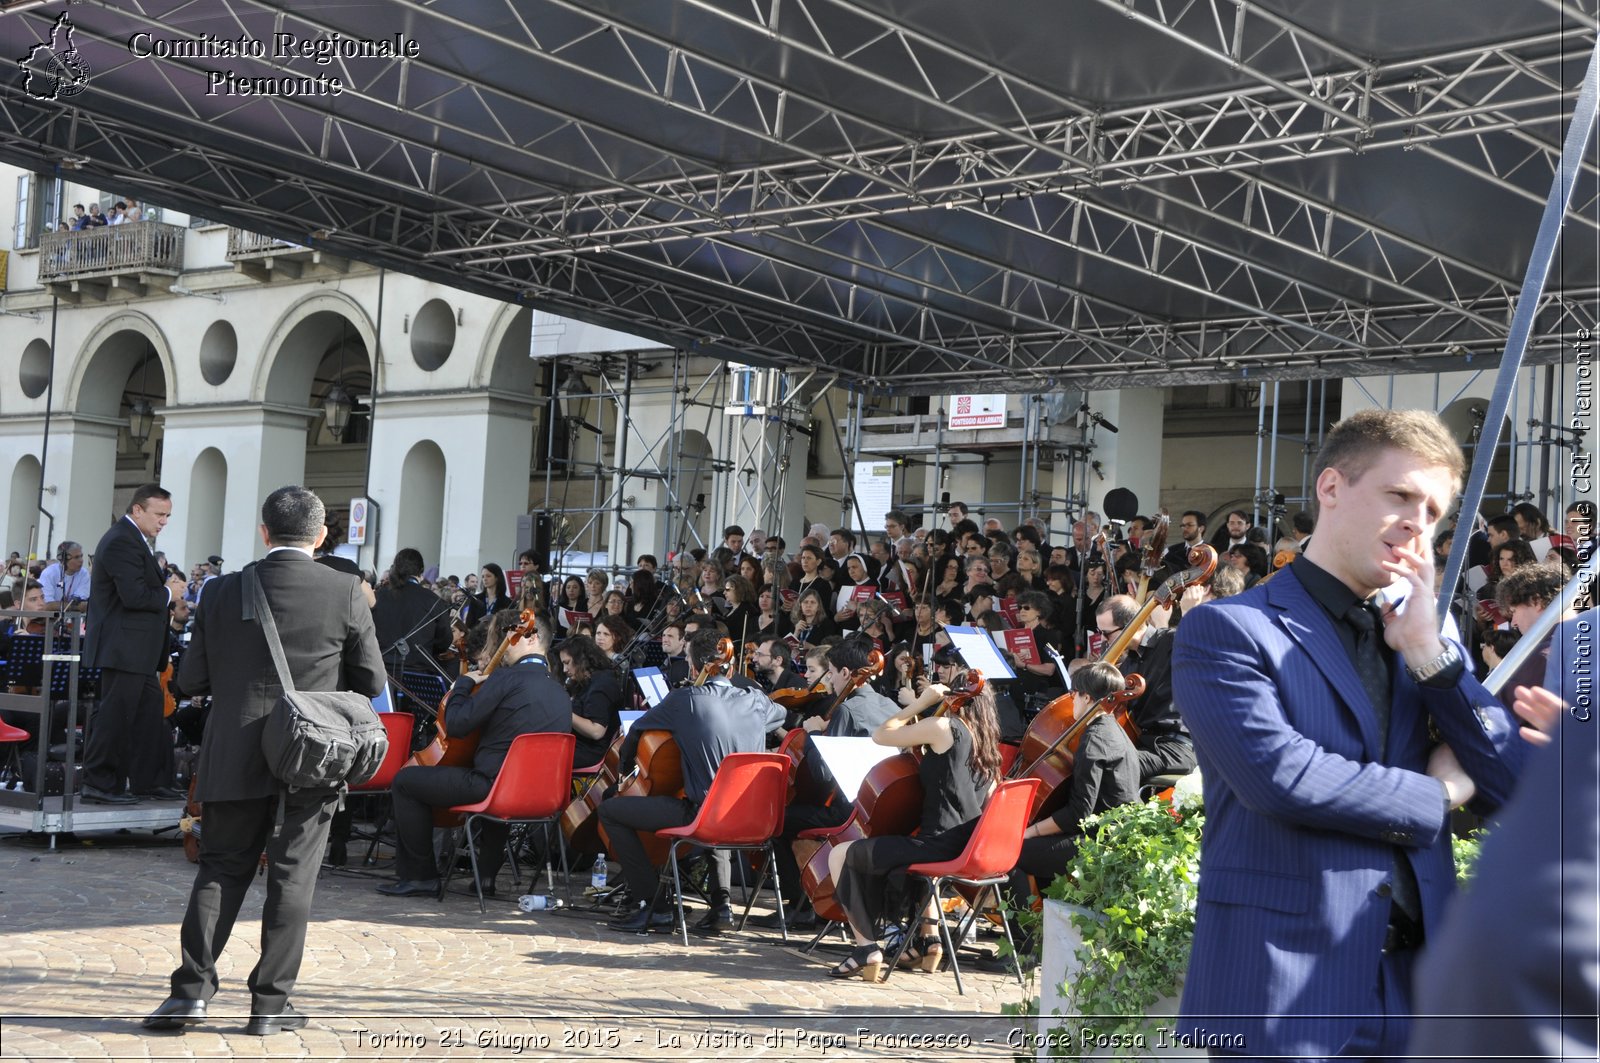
[1440,36,1599,622]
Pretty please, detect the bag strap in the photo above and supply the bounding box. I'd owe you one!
[243,564,297,695]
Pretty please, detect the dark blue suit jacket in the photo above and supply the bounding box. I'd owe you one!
[1411,608,1598,1061]
[1172,566,1524,1057]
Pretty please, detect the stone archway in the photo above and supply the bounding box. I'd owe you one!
[397,440,447,572]
[7,454,42,559]
[186,448,227,561]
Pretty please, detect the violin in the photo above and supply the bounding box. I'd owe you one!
[407,608,537,772]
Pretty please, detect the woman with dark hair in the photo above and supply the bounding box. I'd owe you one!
[824,662,1003,981]
[789,543,829,598]
[478,562,511,616]
[601,590,628,619]
[737,555,765,593]
[721,574,759,648]
[555,575,588,632]
[593,614,635,665]
[1511,501,1573,550]
[626,567,660,627]
[558,634,626,768]
[933,555,963,598]
[1476,538,1538,629]
[753,585,788,641]
[1226,543,1270,589]
[789,587,837,646]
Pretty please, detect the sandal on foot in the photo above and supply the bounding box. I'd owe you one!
[828,944,884,982]
[897,921,944,972]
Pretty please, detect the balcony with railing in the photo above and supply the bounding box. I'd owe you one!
[36,222,186,301]
[226,228,346,280]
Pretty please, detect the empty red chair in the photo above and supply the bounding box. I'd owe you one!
[445,731,576,912]
[344,712,414,866]
[883,777,1040,995]
[653,752,790,946]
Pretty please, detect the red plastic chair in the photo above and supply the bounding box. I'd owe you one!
[652,752,790,946]
[883,777,1040,995]
[343,712,413,866]
[0,716,28,786]
[444,731,576,912]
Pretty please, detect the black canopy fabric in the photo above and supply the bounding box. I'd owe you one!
[2,0,1594,392]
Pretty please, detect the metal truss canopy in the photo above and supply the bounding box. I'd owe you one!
[1,0,1595,392]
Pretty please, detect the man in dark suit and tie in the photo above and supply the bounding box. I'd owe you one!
[1172,409,1526,1060]
[141,486,384,1036]
[81,483,191,803]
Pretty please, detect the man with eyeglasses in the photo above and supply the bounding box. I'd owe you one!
[39,541,90,610]
[750,638,804,695]
[1164,510,1207,574]
[1095,596,1194,783]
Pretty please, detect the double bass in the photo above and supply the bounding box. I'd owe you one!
[797,669,986,924]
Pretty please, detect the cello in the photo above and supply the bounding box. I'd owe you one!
[1074,543,1218,669]
[1011,673,1145,821]
[796,669,986,924]
[407,608,536,770]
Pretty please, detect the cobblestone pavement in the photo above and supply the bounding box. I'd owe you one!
[0,829,1037,1061]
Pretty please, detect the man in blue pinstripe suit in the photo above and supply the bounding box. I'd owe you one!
[1172,409,1526,1060]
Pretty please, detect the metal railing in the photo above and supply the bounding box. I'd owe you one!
[36,222,185,283]
[226,228,302,257]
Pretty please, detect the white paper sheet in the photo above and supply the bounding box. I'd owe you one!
[809,736,903,804]
[633,667,671,707]
[944,625,1017,679]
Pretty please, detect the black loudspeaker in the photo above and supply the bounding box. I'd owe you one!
[514,514,554,571]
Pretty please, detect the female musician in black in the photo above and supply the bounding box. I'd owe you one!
[788,586,838,646]
[558,634,627,768]
[789,544,829,599]
[721,574,758,649]
[824,665,1003,981]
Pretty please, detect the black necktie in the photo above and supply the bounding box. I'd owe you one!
[1343,601,1390,759]
[1344,598,1422,924]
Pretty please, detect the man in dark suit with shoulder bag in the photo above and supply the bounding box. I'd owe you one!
[81,483,191,803]
[142,486,384,1036]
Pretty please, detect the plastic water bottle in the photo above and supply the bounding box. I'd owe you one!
[518,894,564,912]
[590,854,609,891]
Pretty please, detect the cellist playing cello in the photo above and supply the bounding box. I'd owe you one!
[601,629,771,936]
[822,646,1003,983]
[378,610,571,898]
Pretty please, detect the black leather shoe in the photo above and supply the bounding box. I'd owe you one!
[244,1002,308,1036]
[141,996,206,1030]
[376,878,441,897]
[749,908,803,931]
[134,786,187,801]
[691,905,734,936]
[612,902,675,933]
[81,785,138,805]
[327,840,348,867]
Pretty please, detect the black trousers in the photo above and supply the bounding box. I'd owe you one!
[1004,832,1083,912]
[389,764,497,882]
[170,790,337,1012]
[772,800,851,905]
[835,822,975,936]
[83,666,167,793]
[1136,734,1197,781]
[598,795,731,907]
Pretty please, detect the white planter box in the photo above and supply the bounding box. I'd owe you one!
[1035,900,1199,1060]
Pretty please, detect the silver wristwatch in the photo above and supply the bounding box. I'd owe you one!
[1406,643,1460,683]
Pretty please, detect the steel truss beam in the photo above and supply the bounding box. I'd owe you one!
[0,0,1592,391]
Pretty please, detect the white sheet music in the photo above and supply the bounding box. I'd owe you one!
[944,625,1017,679]
[618,710,646,736]
[633,667,671,707]
[810,736,902,804]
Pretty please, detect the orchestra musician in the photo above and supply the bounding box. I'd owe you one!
[1094,595,1196,783]
[557,634,626,769]
[378,610,571,898]
[599,629,771,935]
[1002,662,1139,928]
[659,620,690,688]
[823,656,1003,982]
[750,638,804,694]
[371,548,453,675]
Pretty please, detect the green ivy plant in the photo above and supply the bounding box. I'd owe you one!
[1041,794,1203,1060]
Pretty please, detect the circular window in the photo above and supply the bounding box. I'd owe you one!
[199,320,238,386]
[19,339,50,398]
[410,299,456,372]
